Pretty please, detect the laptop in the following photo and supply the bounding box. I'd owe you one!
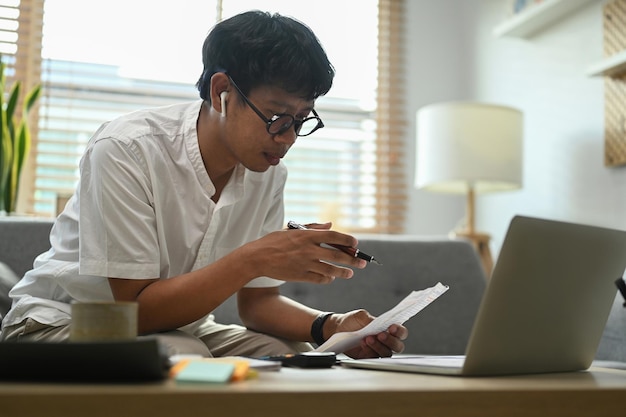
[341,215,626,376]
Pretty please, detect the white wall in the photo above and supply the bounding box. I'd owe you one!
[405,0,626,258]
[404,0,477,236]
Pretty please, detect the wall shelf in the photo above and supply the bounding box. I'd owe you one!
[587,49,626,77]
[493,0,599,39]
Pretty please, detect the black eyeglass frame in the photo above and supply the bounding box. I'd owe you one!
[227,75,324,137]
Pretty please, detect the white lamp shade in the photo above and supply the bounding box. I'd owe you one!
[415,101,523,194]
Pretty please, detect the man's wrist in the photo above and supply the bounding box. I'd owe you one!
[311,312,334,345]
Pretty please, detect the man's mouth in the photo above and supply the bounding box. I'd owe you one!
[265,152,283,166]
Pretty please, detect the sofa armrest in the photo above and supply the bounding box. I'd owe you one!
[0,218,54,278]
[596,294,626,362]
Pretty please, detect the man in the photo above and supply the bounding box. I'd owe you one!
[1,10,407,358]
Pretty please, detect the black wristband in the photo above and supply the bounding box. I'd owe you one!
[311,312,334,346]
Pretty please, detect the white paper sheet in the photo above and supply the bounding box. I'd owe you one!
[314,282,449,354]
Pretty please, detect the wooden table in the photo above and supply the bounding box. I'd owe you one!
[2,365,626,417]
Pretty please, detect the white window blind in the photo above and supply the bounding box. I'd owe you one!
[36,60,199,208]
[219,1,381,231]
[0,1,18,56]
[22,0,406,233]
[0,0,42,93]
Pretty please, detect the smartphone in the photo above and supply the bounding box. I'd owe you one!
[260,352,337,368]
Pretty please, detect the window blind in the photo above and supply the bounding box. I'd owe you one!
[375,0,407,234]
[34,59,199,212]
[16,0,407,234]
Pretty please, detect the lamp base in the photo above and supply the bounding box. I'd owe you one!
[451,230,493,279]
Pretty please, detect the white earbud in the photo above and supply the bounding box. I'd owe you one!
[220,91,228,117]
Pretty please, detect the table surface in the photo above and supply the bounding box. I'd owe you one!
[2,365,626,417]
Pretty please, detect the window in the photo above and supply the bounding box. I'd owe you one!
[12,0,406,233]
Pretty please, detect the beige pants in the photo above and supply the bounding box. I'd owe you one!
[1,318,313,358]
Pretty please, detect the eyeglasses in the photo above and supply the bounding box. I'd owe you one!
[227,75,324,137]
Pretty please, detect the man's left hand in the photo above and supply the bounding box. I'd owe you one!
[329,310,408,359]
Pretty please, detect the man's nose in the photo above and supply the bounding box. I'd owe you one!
[273,128,297,145]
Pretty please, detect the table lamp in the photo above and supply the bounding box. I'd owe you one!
[415,101,523,277]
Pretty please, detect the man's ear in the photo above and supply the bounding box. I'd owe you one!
[209,72,230,115]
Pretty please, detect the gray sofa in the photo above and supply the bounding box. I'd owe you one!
[1,217,625,360]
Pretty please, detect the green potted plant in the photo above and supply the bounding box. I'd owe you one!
[0,58,41,214]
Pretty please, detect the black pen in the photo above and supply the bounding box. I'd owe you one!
[287,220,382,265]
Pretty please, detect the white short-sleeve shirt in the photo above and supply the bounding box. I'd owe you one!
[3,100,286,334]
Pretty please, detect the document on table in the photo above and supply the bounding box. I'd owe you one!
[314,282,449,354]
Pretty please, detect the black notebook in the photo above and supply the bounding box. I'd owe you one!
[0,337,170,382]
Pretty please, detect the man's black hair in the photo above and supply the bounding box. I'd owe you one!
[196,10,335,102]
